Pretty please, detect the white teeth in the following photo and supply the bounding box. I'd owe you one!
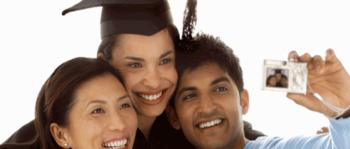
[103,139,127,149]
[198,119,222,129]
[140,92,162,101]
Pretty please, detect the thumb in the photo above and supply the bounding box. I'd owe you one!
[286,93,323,112]
[287,93,338,117]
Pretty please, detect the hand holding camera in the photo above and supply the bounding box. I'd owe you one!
[286,49,350,117]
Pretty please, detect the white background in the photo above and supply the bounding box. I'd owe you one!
[1,0,350,143]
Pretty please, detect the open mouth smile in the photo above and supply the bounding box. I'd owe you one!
[196,119,224,129]
[140,92,162,100]
[102,139,128,149]
[135,89,167,105]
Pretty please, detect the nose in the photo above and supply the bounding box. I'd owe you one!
[107,112,126,132]
[198,94,216,114]
[142,66,161,90]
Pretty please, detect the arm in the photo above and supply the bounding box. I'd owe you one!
[245,117,350,149]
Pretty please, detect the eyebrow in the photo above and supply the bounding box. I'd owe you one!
[124,50,173,61]
[211,76,230,86]
[125,56,144,62]
[177,86,197,97]
[118,94,129,101]
[87,99,106,106]
[160,50,173,59]
[87,94,129,106]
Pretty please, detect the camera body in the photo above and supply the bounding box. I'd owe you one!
[263,60,308,94]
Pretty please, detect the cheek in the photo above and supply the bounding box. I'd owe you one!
[161,66,178,84]
[221,98,242,122]
[176,105,193,130]
[122,72,141,90]
[120,110,138,132]
[68,118,102,146]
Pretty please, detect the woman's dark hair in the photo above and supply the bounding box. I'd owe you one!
[97,24,180,60]
[34,57,124,149]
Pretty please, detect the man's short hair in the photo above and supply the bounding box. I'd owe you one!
[173,33,244,105]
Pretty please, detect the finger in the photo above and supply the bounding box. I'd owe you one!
[286,93,322,112]
[310,55,325,74]
[299,53,312,63]
[288,51,299,61]
[316,127,329,134]
[325,48,340,64]
[321,127,329,133]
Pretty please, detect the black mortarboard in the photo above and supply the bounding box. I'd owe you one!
[62,0,173,39]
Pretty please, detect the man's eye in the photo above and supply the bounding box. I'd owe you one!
[120,103,131,109]
[214,86,228,93]
[182,93,196,101]
[91,108,105,114]
[128,63,142,68]
[159,58,172,65]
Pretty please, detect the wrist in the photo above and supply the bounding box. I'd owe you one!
[335,106,350,119]
[322,108,339,118]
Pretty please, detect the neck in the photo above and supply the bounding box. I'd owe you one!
[220,134,246,149]
[231,137,248,149]
[196,130,247,149]
[230,129,248,149]
[138,115,157,140]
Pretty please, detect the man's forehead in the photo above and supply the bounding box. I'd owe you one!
[179,63,232,87]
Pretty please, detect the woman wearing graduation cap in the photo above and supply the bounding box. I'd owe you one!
[0,1,179,148]
[65,0,181,148]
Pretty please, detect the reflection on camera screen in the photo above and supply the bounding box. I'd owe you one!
[266,68,289,88]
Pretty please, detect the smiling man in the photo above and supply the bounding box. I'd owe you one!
[173,62,248,149]
[168,33,350,149]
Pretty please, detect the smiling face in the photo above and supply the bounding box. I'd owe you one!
[52,73,137,149]
[109,28,177,117]
[172,63,248,149]
[267,76,277,87]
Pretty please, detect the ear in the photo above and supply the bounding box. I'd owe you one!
[50,123,71,149]
[97,52,105,60]
[240,89,250,115]
[166,105,181,130]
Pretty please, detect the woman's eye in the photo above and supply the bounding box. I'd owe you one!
[214,86,228,93]
[128,63,142,68]
[159,58,172,65]
[120,103,131,109]
[91,108,105,115]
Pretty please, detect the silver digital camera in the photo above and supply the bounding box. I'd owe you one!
[263,60,308,94]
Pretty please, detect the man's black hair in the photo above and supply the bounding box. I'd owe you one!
[172,33,244,106]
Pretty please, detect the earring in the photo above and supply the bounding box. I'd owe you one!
[64,143,70,148]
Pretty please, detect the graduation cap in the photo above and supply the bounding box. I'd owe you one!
[62,0,173,39]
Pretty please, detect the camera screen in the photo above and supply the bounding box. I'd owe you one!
[265,68,289,88]
[263,60,307,94]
